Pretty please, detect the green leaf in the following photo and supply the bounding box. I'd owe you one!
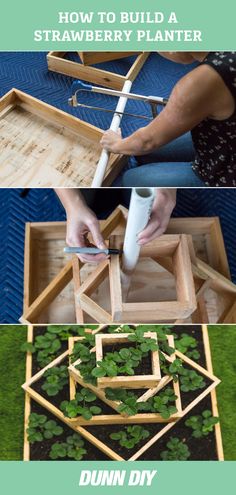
[91,366,106,378]
[89,406,102,415]
[20,342,36,353]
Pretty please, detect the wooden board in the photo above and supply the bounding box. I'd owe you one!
[78,52,139,65]
[47,52,149,90]
[22,211,233,324]
[0,89,126,187]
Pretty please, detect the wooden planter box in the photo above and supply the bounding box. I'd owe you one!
[20,207,235,325]
[75,233,197,323]
[0,89,126,187]
[94,332,161,389]
[22,324,224,461]
[78,52,138,66]
[47,52,149,90]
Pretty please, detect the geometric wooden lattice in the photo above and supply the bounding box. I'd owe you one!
[20,207,236,325]
[22,327,221,461]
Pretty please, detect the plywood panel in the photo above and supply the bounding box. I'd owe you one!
[0,90,125,187]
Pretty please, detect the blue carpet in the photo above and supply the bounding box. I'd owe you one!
[0,52,197,136]
[0,188,235,323]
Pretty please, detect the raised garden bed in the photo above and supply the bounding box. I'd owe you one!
[22,324,224,461]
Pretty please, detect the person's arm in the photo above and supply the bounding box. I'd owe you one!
[55,189,107,263]
[100,64,226,155]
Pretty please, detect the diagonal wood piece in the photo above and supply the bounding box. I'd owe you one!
[196,258,236,294]
[72,256,84,323]
[20,260,73,323]
[79,294,112,323]
[76,259,109,298]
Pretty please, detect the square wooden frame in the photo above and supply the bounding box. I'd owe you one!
[22,324,224,461]
[76,233,197,323]
[23,332,182,427]
[47,52,149,90]
[68,334,178,424]
[0,89,126,188]
[93,332,161,389]
[20,207,234,325]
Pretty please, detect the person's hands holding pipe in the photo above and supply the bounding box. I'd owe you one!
[138,189,176,245]
[100,128,122,153]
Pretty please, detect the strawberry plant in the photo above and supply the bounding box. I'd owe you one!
[160,437,190,460]
[174,333,200,360]
[179,368,206,392]
[60,388,102,420]
[127,328,158,352]
[160,356,184,382]
[27,413,63,443]
[42,365,68,396]
[105,386,177,419]
[49,434,87,460]
[185,410,219,438]
[21,332,62,367]
[138,388,178,419]
[107,324,134,333]
[46,325,97,341]
[105,388,140,415]
[110,425,150,449]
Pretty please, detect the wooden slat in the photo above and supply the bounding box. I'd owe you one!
[20,261,73,323]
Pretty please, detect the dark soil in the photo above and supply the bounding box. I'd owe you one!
[28,324,219,461]
[29,402,110,461]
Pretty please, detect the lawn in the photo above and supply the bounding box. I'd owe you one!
[208,325,236,460]
[0,325,27,460]
[0,324,235,460]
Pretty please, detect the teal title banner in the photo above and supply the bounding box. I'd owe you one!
[0,0,235,50]
[0,461,235,495]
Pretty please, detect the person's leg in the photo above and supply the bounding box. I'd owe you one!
[122,162,206,187]
[135,132,196,165]
[112,133,196,186]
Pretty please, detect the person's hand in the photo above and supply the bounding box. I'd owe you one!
[100,129,122,153]
[66,203,107,263]
[138,189,176,245]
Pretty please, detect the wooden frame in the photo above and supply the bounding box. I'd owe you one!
[23,333,182,427]
[47,52,149,90]
[21,207,234,325]
[0,89,126,188]
[78,52,138,66]
[94,332,161,389]
[76,233,197,323]
[68,334,182,425]
[23,324,224,461]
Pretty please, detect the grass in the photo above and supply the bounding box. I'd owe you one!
[0,325,235,460]
[208,325,236,460]
[0,325,27,460]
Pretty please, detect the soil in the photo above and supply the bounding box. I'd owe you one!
[29,402,109,461]
[103,342,153,375]
[27,324,219,461]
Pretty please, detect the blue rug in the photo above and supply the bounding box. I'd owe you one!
[0,52,197,136]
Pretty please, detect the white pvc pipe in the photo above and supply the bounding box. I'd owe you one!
[91,79,133,187]
[122,188,156,274]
